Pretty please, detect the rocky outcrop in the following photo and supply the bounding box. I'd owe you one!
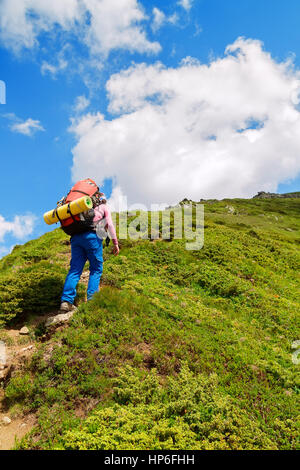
[253,191,300,199]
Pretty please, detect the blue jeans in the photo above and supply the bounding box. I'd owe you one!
[61,231,103,304]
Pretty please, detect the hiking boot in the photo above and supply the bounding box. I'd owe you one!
[60,302,75,312]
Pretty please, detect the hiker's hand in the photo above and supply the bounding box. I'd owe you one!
[113,244,119,255]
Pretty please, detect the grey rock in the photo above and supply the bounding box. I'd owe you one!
[2,417,11,425]
[19,326,29,335]
[20,345,33,353]
[45,310,75,328]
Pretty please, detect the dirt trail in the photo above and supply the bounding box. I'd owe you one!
[0,270,98,449]
[0,328,38,449]
[0,404,36,450]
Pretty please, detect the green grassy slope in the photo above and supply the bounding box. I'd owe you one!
[0,197,299,450]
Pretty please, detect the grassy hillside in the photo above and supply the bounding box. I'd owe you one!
[0,197,299,450]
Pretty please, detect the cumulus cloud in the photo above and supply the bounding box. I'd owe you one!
[0,0,160,58]
[0,0,82,52]
[10,117,45,136]
[69,38,300,206]
[83,0,160,56]
[0,213,36,258]
[0,214,36,243]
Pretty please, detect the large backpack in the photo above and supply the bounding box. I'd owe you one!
[58,179,101,236]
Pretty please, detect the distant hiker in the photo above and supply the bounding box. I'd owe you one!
[57,179,119,312]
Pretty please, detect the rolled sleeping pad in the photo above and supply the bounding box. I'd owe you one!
[43,196,93,225]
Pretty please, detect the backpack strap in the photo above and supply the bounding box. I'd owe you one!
[67,202,77,222]
[70,189,90,196]
[53,208,62,224]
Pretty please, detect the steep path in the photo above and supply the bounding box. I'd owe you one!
[0,268,97,449]
[0,327,37,449]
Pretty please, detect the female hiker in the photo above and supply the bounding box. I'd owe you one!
[59,180,119,312]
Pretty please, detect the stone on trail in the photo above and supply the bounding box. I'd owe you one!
[19,326,29,335]
[20,345,33,353]
[45,310,75,329]
[2,417,11,426]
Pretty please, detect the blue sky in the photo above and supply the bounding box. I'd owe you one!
[0,0,300,256]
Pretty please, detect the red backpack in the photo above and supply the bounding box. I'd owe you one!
[58,179,101,236]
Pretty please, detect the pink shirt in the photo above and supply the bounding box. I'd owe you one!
[93,204,118,246]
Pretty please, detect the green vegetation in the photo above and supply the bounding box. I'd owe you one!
[0,231,84,326]
[0,197,299,450]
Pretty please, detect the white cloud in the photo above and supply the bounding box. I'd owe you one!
[70,38,300,206]
[10,117,45,136]
[194,22,203,37]
[0,245,13,258]
[83,0,160,56]
[151,7,166,32]
[41,58,68,77]
[0,0,82,52]
[74,95,90,113]
[2,113,45,136]
[0,214,36,243]
[178,0,193,12]
[151,7,178,32]
[0,0,160,58]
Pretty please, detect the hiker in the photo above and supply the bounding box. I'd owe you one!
[59,179,119,312]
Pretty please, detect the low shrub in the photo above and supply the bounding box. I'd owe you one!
[0,262,67,325]
[62,364,277,450]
